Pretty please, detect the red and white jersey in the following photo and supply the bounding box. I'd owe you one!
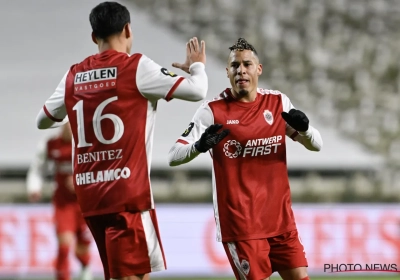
[175,88,315,242]
[43,50,190,217]
[27,135,75,206]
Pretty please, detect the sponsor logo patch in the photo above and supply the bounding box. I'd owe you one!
[74,67,117,93]
[181,122,194,137]
[161,68,177,77]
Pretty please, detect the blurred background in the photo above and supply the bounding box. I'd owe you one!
[1,0,399,279]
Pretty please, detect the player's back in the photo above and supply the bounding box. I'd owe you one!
[64,50,156,217]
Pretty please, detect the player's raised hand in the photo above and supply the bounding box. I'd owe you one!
[281,109,309,132]
[172,37,206,74]
[195,124,229,153]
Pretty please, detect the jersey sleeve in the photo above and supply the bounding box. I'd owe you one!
[168,101,214,166]
[26,139,48,194]
[281,93,298,140]
[42,71,68,122]
[136,55,185,101]
[176,101,214,145]
[281,93,323,151]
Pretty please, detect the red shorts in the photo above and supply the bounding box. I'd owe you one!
[85,209,166,279]
[53,201,91,245]
[223,230,308,279]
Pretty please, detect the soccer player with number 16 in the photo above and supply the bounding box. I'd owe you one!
[35,2,208,280]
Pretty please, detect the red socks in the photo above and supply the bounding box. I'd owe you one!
[300,277,310,280]
[76,251,90,267]
[55,245,70,280]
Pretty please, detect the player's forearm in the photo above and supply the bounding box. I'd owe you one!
[36,108,68,129]
[27,140,48,193]
[26,169,44,194]
[172,62,208,101]
[295,125,323,151]
[168,142,201,166]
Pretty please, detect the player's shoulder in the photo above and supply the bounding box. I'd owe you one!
[73,53,98,66]
[131,53,155,65]
[208,89,232,104]
[257,88,290,100]
[132,52,146,58]
[71,51,143,69]
[197,89,228,110]
[132,53,165,73]
[258,88,285,96]
[68,57,89,73]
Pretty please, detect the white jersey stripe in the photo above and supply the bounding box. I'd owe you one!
[212,167,222,242]
[145,99,157,208]
[141,211,166,272]
[227,242,247,280]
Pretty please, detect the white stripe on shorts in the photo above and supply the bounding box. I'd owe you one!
[141,211,165,272]
[227,242,247,280]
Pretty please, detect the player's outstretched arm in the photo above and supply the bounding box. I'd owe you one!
[137,37,208,102]
[194,124,230,153]
[36,71,69,129]
[171,37,207,101]
[168,141,201,166]
[36,109,68,129]
[168,124,230,166]
[168,102,229,166]
[172,37,206,75]
[282,109,323,151]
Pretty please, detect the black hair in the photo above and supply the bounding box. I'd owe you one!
[229,38,258,56]
[89,2,131,40]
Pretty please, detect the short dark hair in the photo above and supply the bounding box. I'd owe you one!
[89,2,131,40]
[229,38,258,56]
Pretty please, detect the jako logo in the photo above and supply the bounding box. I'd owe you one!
[226,120,239,124]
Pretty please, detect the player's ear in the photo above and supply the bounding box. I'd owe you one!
[257,63,263,76]
[226,67,229,78]
[124,23,131,39]
[91,32,98,45]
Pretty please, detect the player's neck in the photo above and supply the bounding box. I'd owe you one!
[231,89,257,103]
[97,41,129,55]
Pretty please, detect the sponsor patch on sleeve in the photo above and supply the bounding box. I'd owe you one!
[161,67,178,77]
[181,122,194,137]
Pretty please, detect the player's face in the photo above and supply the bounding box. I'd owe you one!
[226,50,262,98]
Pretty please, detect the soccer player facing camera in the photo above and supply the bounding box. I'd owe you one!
[169,38,323,280]
[35,2,208,280]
